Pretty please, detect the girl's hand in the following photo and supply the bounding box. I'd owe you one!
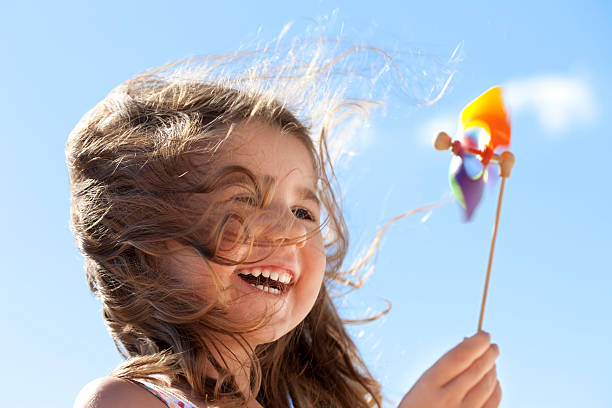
[398,331,501,408]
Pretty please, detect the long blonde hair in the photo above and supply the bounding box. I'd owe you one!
[66,42,395,407]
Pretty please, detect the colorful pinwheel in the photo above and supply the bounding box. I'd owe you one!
[434,86,516,330]
[435,86,513,220]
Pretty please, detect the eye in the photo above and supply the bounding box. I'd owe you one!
[232,195,257,206]
[292,207,315,221]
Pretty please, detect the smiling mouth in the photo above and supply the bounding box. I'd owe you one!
[236,268,293,295]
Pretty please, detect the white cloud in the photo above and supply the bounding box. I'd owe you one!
[504,75,597,135]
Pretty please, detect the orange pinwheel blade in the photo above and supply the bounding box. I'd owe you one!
[460,86,511,151]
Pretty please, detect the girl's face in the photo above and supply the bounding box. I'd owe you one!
[166,122,326,344]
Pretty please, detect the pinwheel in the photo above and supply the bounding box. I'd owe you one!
[434,86,516,330]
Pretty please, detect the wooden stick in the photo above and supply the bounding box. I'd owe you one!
[478,176,507,331]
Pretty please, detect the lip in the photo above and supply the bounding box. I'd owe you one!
[233,265,296,297]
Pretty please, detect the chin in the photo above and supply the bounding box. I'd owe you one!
[249,324,295,346]
[238,306,304,346]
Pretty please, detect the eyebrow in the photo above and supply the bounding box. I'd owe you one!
[259,174,320,207]
[217,167,320,207]
[298,185,321,207]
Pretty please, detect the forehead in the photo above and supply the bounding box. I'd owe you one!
[217,122,317,185]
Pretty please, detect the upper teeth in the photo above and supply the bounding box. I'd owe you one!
[238,268,292,284]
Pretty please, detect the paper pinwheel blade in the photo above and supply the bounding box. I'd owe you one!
[449,154,486,221]
[460,86,511,151]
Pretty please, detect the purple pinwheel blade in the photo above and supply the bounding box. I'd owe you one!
[449,154,485,221]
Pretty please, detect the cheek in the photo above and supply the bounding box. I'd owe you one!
[216,217,244,251]
[163,248,235,300]
[212,217,256,264]
[303,234,327,285]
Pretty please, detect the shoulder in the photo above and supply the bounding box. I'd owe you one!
[73,376,167,408]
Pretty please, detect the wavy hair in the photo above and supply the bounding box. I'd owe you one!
[66,43,394,407]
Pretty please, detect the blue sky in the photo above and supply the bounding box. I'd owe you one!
[1,1,610,406]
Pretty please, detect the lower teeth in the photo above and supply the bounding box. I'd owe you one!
[251,283,281,295]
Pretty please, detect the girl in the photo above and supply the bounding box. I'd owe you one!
[68,47,501,408]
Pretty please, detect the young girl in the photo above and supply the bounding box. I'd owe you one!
[68,47,501,408]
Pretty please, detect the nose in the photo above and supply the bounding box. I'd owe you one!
[260,207,309,249]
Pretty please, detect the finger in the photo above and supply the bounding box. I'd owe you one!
[482,381,502,408]
[461,366,498,408]
[445,343,499,393]
[427,331,492,386]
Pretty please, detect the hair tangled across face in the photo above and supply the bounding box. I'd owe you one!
[67,53,384,407]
